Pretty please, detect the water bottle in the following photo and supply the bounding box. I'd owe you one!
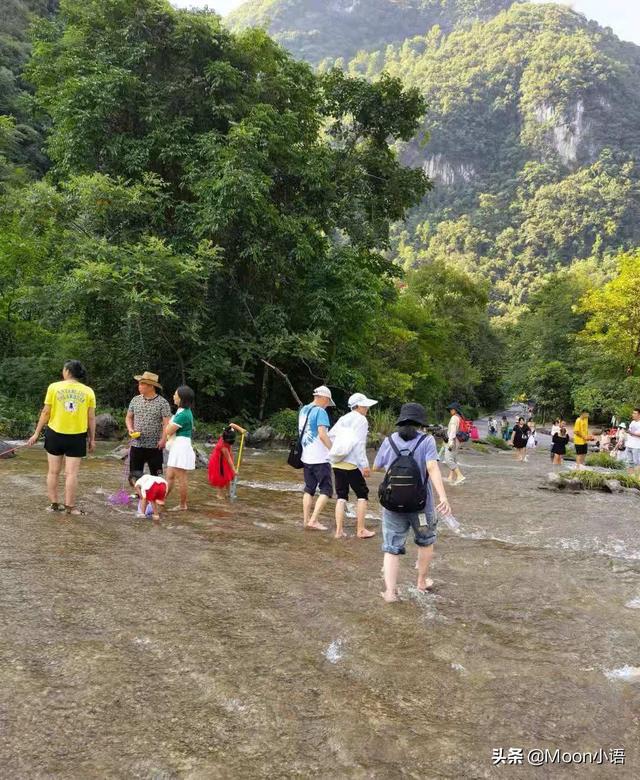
[440,513,461,533]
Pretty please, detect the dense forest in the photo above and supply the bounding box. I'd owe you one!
[229,0,640,421]
[1,0,639,435]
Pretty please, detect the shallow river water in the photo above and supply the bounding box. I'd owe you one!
[1,442,639,777]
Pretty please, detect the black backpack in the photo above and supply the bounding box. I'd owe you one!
[287,409,310,469]
[378,434,427,513]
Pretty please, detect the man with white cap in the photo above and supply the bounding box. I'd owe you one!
[299,385,335,530]
[329,392,377,540]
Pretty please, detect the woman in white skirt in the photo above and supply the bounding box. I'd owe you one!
[165,385,196,511]
[525,419,536,462]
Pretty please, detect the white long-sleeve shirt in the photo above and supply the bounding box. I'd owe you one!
[447,414,460,448]
[329,410,369,471]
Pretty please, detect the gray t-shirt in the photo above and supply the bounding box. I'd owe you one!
[373,432,439,519]
[127,394,172,448]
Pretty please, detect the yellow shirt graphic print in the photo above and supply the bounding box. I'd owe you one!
[44,381,96,435]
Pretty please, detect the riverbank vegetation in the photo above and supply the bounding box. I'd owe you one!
[0,0,504,425]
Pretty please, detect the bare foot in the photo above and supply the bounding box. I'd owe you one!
[306,520,328,531]
[334,531,347,539]
[168,505,188,512]
[380,590,399,603]
[417,578,434,592]
[357,528,376,539]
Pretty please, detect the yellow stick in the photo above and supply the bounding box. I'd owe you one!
[235,431,246,472]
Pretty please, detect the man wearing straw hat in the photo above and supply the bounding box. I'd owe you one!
[125,371,172,485]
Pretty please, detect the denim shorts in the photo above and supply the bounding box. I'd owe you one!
[381,508,438,555]
[303,462,333,497]
[628,448,640,467]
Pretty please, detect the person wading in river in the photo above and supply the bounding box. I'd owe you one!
[510,417,529,462]
[626,407,640,476]
[126,371,171,485]
[573,409,592,469]
[443,403,465,485]
[165,385,196,511]
[329,392,377,540]
[374,403,451,602]
[26,360,96,515]
[299,386,334,531]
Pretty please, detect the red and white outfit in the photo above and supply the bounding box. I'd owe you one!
[135,474,168,503]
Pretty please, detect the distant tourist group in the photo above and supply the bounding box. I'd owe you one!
[23,363,640,602]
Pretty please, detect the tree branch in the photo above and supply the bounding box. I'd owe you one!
[260,359,302,407]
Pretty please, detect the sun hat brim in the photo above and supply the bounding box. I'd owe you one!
[134,374,163,389]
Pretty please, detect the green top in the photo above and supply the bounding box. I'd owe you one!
[172,408,194,438]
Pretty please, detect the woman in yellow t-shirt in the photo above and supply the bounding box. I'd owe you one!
[27,360,96,515]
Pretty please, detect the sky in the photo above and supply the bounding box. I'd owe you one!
[170,0,640,46]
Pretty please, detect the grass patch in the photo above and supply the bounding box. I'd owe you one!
[471,441,489,454]
[558,470,640,491]
[486,435,510,451]
[368,408,397,445]
[585,452,625,470]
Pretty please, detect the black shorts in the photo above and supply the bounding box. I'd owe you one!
[575,444,588,455]
[44,428,87,458]
[303,463,333,497]
[333,467,369,501]
[129,446,164,480]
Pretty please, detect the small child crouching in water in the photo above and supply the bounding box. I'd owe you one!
[208,422,247,499]
[135,474,168,520]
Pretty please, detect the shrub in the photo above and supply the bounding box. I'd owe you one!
[585,452,625,470]
[0,395,38,438]
[486,435,510,450]
[267,408,299,440]
[368,408,397,445]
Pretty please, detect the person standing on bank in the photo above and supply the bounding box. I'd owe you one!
[443,403,465,485]
[329,392,377,540]
[626,407,640,476]
[165,385,196,511]
[299,385,335,531]
[573,409,592,469]
[126,371,171,484]
[510,417,530,462]
[26,360,96,515]
[374,403,451,602]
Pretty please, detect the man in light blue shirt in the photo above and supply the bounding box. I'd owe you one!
[298,385,334,530]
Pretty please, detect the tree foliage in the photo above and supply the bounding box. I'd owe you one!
[1,0,507,422]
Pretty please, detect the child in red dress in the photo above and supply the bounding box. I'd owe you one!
[208,423,246,499]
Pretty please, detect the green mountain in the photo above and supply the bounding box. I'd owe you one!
[228,0,513,65]
[229,0,640,312]
[0,0,57,179]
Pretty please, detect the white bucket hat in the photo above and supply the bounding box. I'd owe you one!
[348,392,378,409]
[619,422,627,428]
[313,385,335,406]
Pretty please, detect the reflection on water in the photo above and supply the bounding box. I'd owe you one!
[0,443,639,776]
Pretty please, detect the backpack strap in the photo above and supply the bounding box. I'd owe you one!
[297,407,312,445]
[388,433,427,458]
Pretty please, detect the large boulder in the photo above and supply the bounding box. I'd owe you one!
[247,425,278,447]
[0,440,17,459]
[95,413,119,440]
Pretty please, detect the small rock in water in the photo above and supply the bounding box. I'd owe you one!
[323,639,344,664]
[604,665,640,682]
[604,479,624,494]
[451,662,467,673]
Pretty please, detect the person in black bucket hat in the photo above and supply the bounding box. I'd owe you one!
[396,402,427,427]
[373,403,451,602]
[443,402,466,486]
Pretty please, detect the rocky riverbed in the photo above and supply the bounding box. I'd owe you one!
[1,442,639,777]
